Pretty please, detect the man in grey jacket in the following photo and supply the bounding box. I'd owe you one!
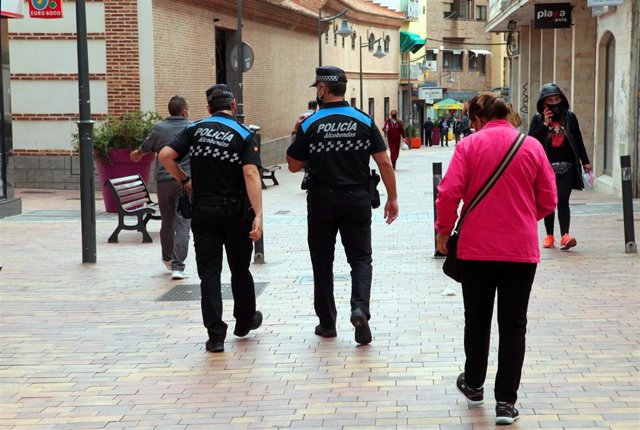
[131,96,191,279]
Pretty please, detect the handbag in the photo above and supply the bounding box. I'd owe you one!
[177,190,193,219]
[442,133,526,282]
[369,169,381,209]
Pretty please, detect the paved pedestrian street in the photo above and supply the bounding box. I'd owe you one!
[1,146,638,429]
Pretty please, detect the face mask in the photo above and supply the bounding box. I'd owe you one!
[316,87,324,108]
[546,102,563,116]
[391,114,397,119]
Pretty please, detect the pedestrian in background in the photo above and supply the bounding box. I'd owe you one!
[423,117,434,146]
[305,99,318,116]
[453,116,464,144]
[382,109,405,170]
[435,93,557,425]
[528,83,592,250]
[438,117,450,146]
[159,84,264,353]
[287,66,399,345]
[295,100,319,190]
[130,96,191,280]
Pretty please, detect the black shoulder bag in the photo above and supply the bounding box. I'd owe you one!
[442,133,526,282]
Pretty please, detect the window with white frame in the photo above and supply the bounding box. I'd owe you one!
[369,33,375,52]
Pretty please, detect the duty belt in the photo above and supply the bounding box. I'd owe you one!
[313,183,368,192]
[195,195,240,206]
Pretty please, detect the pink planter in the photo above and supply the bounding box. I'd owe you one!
[95,149,154,213]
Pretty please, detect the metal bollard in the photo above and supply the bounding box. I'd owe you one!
[433,162,445,258]
[254,235,265,264]
[620,155,637,253]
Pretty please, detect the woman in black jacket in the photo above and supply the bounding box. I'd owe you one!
[528,83,592,250]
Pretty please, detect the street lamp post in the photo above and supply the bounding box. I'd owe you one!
[236,0,244,124]
[405,55,430,147]
[318,9,354,66]
[359,36,386,110]
[75,0,96,263]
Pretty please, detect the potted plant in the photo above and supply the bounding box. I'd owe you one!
[74,110,162,212]
[404,124,421,149]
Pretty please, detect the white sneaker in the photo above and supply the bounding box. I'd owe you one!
[171,270,189,280]
[162,260,172,271]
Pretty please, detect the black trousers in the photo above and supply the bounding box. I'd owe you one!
[440,129,449,145]
[459,260,537,404]
[544,168,575,236]
[307,189,372,329]
[191,204,256,342]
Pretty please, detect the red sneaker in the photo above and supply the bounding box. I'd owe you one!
[542,235,555,248]
[560,234,577,250]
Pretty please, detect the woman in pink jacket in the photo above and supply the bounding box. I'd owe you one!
[435,93,557,425]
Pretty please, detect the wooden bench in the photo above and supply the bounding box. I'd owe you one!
[105,174,161,243]
[260,165,281,189]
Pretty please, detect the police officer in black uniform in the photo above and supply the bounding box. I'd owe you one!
[287,66,399,345]
[159,84,263,353]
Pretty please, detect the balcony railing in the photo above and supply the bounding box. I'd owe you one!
[400,63,421,80]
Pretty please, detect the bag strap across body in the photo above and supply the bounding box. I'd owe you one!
[454,132,526,233]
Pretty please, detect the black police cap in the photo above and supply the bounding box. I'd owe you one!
[310,66,348,87]
[206,84,234,105]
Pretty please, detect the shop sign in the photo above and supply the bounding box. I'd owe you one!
[1,0,25,18]
[419,87,443,103]
[28,0,64,19]
[587,0,623,6]
[591,5,617,17]
[534,3,571,29]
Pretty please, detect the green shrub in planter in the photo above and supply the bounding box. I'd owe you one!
[73,110,162,163]
[404,124,419,138]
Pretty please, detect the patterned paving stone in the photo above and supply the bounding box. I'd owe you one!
[0,146,638,428]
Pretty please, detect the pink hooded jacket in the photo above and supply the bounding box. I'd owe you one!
[435,120,557,263]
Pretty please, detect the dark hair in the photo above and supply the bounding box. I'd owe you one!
[308,100,318,110]
[206,84,234,112]
[168,96,188,116]
[468,92,510,123]
[469,93,510,122]
[325,81,347,97]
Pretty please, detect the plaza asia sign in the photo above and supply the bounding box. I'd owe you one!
[28,0,64,19]
[534,3,571,29]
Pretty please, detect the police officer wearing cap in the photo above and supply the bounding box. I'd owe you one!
[287,66,399,345]
[159,84,263,353]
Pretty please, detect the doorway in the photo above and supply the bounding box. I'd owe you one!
[215,28,239,94]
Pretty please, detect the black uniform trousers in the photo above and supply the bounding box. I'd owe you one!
[307,188,373,329]
[191,203,256,343]
[459,259,537,404]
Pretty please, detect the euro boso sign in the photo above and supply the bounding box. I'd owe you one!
[29,0,64,19]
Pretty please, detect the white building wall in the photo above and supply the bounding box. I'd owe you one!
[593,2,637,195]
[8,1,107,151]
[9,40,107,74]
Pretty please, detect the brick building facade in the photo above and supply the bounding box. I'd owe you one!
[6,0,403,191]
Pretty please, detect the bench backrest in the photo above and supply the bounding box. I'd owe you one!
[106,174,152,212]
